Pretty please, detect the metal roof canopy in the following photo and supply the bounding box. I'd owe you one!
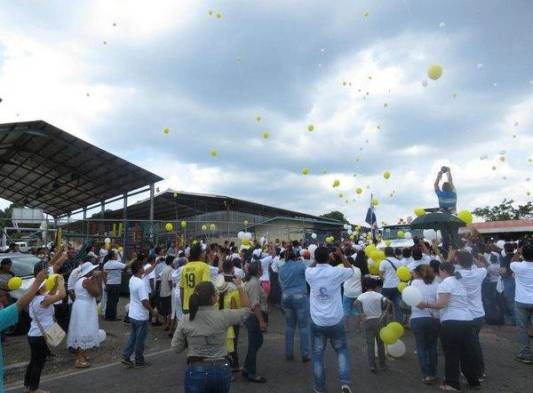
[0,120,163,217]
[101,189,339,223]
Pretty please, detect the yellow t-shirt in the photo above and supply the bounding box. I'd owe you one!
[179,261,211,311]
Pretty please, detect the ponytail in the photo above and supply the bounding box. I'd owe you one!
[188,281,216,321]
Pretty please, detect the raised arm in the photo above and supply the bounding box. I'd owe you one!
[434,170,443,192]
[446,169,455,190]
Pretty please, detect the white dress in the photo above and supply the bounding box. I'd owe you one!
[67,277,100,350]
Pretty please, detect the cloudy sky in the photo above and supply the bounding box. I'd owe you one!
[0,0,532,224]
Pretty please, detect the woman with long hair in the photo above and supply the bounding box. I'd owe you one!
[411,265,440,385]
[171,280,250,393]
[242,261,268,382]
[278,245,310,362]
[25,262,66,393]
[421,262,480,391]
[67,262,102,368]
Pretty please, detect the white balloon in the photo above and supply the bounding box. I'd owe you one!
[496,240,505,249]
[404,232,412,240]
[104,237,111,244]
[311,233,317,239]
[347,229,353,235]
[387,339,406,358]
[97,329,107,344]
[260,237,265,244]
[244,232,252,240]
[402,286,423,307]
[237,231,244,239]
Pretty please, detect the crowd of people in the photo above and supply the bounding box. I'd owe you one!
[0,231,532,393]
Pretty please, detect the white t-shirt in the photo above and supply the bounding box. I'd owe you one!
[342,266,362,298]
[379,257,402,288]
[128,276,150,321]
[437,276,473,322]
[410,278,439,319]
[259,256,273,282]
[510,261,533,304]
[306,264,354,326]
[234,266,245,279]
[28,295,55,337]
[456,266,487,318]
[103,260,126,285]
[270,256,284,273]
[408,255,432,272]
[356,291,384,319]
[400,257,413,267]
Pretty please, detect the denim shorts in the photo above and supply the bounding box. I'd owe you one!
[342,295,359,317]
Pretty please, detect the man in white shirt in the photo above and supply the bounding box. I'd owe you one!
[122,260,158,368]
[510,243,533,364]
[455,251,488,378]
[305,246,354,393]
[379,247,403,322]
[103,251,126,321]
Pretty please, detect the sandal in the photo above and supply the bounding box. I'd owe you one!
[439,384,460,392]
[75,360,90,369]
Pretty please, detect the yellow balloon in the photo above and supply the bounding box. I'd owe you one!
[387,322,405,339]
[414,207,426,217]
[45,274,58,292]
[165,223,173,232]
[397,230,405,239]
[385,240,392,247]
[7,276,22,291]
[427,64,443,80]
[180,220,187,229]
[371,197,379,207]
[262,131,270,139]
[209,224,216,231]
[397,282,408,293]
[243,220,249,226]
[356,187,363,195]
[332,179,341,188]
[163,127,170,135]
[379,326,398,345]
[383,171,391,180]
[365,244,376,256]
[209,149,218,157]
[201,224,208,231]
[302,167,310,175]
[256,115,261,122]
[307,124,315,132]
[458,210,473,224]
[396,266,411,282]
[368,262,380,275]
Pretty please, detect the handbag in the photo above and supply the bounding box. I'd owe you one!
[32,302,66,347]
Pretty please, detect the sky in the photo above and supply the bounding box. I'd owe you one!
[0,0,532,225]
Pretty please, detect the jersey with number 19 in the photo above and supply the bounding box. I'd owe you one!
[179,261,211,311]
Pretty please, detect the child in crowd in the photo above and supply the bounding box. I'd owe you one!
[355,277,392,373]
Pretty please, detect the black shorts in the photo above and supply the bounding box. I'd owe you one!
[159,296,171,317]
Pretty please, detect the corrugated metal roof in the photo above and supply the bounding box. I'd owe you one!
[0,120,163,217]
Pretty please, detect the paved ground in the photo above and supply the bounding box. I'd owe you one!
[4,300,532,393]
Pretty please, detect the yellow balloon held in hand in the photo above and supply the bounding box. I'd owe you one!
[165,223,173,232]
[383,171,391,180]
[332,179,341,188]
[427,64,443,80]
[396,266,411,282]
[379,326,398,345]
[414,207,426,217]
[302,167,310,176]
[458,210,473,224]
[387,322,405,339]
[45,274,58,292]
[397,282,408,293]
[8,276,22,291]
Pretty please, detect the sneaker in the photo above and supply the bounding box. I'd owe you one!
[341,385,352,393]
[515,355,533,365]
[121,357,134,368]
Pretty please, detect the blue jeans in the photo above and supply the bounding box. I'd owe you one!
[382,287,403,322]
[411,317,439,378]
[184,364,231,393]
[502,277,516,324]
[122,318,148,365]
[311,321,351,392]
[515,301,533,359]
[243,315,264,377]
[281,293,310,358]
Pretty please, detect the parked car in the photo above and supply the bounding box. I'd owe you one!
[4,253,41,335]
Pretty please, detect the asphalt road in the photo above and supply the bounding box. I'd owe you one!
[5,308,532,393]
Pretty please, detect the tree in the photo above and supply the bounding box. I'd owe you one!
[320,210,349,224]
[472,199,533,221]
[0,203,22,230]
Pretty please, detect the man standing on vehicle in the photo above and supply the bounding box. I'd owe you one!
[434,166,457,214]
